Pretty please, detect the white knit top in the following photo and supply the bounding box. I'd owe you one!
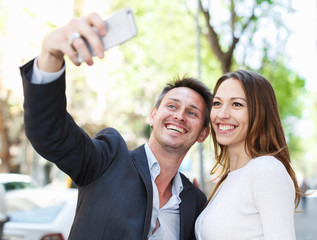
[195,156,296,240]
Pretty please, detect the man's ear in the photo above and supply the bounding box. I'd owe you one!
[149,107,157,127]
[197,126,210,143]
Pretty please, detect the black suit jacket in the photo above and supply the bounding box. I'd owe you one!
[20,59,207,240]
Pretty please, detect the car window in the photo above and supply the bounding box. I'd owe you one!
[3,182,35,191]
[0,173,38,192]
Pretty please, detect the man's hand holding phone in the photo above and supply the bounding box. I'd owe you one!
[38,8,137,73]
[77,8,137,63]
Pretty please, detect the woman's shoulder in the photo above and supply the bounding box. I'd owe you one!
[248,156,284,170]
[247,156,288,179]
[247,156,295,203]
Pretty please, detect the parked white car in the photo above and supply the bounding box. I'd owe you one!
[3,187,77,240]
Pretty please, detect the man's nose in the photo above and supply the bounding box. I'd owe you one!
[174,110,185,121]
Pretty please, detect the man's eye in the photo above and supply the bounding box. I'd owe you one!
[168,105,176,109]
[188,111,197,117]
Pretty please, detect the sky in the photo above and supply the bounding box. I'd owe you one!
[286,0,317,92]
[283,0,317,142]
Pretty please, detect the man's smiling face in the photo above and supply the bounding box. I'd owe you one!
[149,87,209,154]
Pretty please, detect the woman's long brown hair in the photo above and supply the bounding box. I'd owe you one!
[208,70,301,209]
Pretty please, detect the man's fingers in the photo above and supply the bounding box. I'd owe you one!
[84,12,106,36]
[67,15,105,60]
[39,12,106,69]
[71,38,94,65]
[81,13,106,58]
[193,177,202,190]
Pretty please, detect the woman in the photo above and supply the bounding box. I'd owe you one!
[195,70,300,240]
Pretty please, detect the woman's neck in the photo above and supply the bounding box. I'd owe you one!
[228,147,252,172]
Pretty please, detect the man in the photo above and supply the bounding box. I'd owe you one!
[20,12,212,240]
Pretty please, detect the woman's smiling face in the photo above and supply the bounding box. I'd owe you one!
[211,78,249,150]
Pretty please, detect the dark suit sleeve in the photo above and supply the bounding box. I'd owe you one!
[20,59,123,186]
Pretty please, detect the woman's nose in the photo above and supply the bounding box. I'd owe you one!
[218,106,230,119]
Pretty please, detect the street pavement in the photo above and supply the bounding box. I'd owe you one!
[295,193,317,240]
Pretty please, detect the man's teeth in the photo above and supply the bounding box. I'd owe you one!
[167,124,185,133]
[219,124,234,131]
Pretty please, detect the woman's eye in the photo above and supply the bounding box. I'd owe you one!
[233,102,243,107]
[212,101,221,106]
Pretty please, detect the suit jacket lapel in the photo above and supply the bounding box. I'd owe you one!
[179,177,196,240]
[130,145,153,240]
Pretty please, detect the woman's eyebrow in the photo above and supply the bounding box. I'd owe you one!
[213,96,247,102]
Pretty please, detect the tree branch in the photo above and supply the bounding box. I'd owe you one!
[199,0,225,61]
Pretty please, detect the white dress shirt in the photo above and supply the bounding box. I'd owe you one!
[144,143,183,240]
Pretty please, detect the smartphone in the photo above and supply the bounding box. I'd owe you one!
[77,8,138,62]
